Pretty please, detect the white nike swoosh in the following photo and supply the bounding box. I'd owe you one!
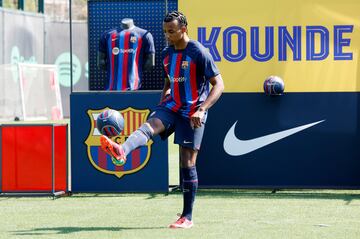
[223,120,325,156]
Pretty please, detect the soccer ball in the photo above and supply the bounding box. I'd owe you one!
[96,109,124,137]
[263,75,285,96]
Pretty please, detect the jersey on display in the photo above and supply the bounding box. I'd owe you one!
[99,27,155,90]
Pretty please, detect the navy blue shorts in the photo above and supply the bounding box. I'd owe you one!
[149,106,207,150]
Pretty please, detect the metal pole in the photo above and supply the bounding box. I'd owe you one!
[52,125,55,198]
[69,0,73,93]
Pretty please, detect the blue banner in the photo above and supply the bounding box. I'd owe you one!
[197,93,360,188]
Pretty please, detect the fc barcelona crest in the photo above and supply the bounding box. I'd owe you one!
[130,36,137,43]
[85,107,152,178]
[181,61,189,69]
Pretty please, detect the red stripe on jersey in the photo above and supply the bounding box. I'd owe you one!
[163,55,170,76]
[110,33,117,90]
[122,32,131,90]
[188,61,198,117]
[134,37,142,90]
[171,53,183,112]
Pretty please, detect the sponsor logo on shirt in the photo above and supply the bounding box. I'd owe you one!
[112,48,137,55]
[169,76,186,83]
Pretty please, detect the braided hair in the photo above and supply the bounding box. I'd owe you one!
[163,11,188,27]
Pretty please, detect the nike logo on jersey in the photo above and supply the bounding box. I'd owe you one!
[223,120,325,156]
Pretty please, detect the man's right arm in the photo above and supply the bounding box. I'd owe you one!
[160,78,171,103]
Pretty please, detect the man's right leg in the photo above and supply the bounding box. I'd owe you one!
[100,117,165,162]
[122,117,166,154]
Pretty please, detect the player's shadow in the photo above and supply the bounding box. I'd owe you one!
[11,226,165,235]
[66,193,164,199]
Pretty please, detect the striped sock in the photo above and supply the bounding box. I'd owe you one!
[181,166,198,221]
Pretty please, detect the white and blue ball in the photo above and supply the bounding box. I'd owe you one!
[96,109,124,137]
[263,76,285,96]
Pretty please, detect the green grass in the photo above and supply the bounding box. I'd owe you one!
[2,120,360,238]
[1,190,360,239]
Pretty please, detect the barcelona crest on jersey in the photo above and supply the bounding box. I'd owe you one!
[181,61,189,69]
[85,107,152,178]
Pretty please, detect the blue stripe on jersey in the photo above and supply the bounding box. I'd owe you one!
[177,54,186,110]
[128,33,138,89]
[169,53,177,97]
[117,31,125,90]
[167,54,178,109]
[166,53,178,110]
[183,56,193,115]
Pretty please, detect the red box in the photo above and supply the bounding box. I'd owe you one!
[1,124,68,193]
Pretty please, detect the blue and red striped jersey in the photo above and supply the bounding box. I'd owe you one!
[99,27,155,91]
[161,40,220,118]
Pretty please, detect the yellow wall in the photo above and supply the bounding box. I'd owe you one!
[179,0,360,92]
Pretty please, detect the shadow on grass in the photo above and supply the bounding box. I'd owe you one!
[24,190,360,203]
[66,193,165,199]
[11,226,165,235]
[195,189,360,202]
[57,189,360,201]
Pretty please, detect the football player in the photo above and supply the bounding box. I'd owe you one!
[101,11,224,229]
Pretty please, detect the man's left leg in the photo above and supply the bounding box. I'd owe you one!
[169,113,206,229]
[180,147,198,221]
[169,146,198,229]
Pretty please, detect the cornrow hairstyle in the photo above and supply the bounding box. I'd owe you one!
[163,11,188,27]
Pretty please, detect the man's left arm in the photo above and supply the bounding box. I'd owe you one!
[190,74,224,128]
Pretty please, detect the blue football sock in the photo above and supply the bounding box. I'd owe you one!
[181,166,198,221]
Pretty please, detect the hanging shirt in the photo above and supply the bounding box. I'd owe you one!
[99,26,155,90]
[160,40,220,119]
